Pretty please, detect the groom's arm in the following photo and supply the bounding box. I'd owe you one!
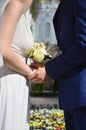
[45,0,86,80]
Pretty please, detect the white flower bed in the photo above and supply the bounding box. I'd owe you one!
[30,108,66,130]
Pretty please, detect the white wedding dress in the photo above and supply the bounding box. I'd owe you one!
[0,12,34,130]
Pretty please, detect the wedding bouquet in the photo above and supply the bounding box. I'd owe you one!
[28,42,61,63]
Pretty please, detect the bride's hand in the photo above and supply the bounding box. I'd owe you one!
[26,64,44,83]
[27,67,37,80]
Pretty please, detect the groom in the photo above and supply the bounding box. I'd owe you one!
[31,0,86,129]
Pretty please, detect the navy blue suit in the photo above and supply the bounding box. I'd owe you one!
[45,0,86,129]
[46,0,86,110]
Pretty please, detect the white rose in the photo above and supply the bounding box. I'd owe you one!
[33,48,45,62]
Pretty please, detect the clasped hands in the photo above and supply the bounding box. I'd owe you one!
[27,63,51,83]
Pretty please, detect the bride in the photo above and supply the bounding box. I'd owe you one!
[0,0,36,130]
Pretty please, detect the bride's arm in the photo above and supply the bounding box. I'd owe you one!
[0,0,35,78]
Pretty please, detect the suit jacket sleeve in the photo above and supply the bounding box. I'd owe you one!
[45,0,86,80]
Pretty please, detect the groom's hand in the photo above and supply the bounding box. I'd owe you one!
[30,63,51,83]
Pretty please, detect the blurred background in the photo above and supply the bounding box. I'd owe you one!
[29,0,59,44]
[28,0,60,97]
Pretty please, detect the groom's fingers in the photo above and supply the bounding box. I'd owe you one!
[30,73,44,83]
[29,66,46,83]
[31,78,44,83]
[31,75,45,83]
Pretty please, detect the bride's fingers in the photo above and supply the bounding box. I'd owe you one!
[27,69,37,79]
